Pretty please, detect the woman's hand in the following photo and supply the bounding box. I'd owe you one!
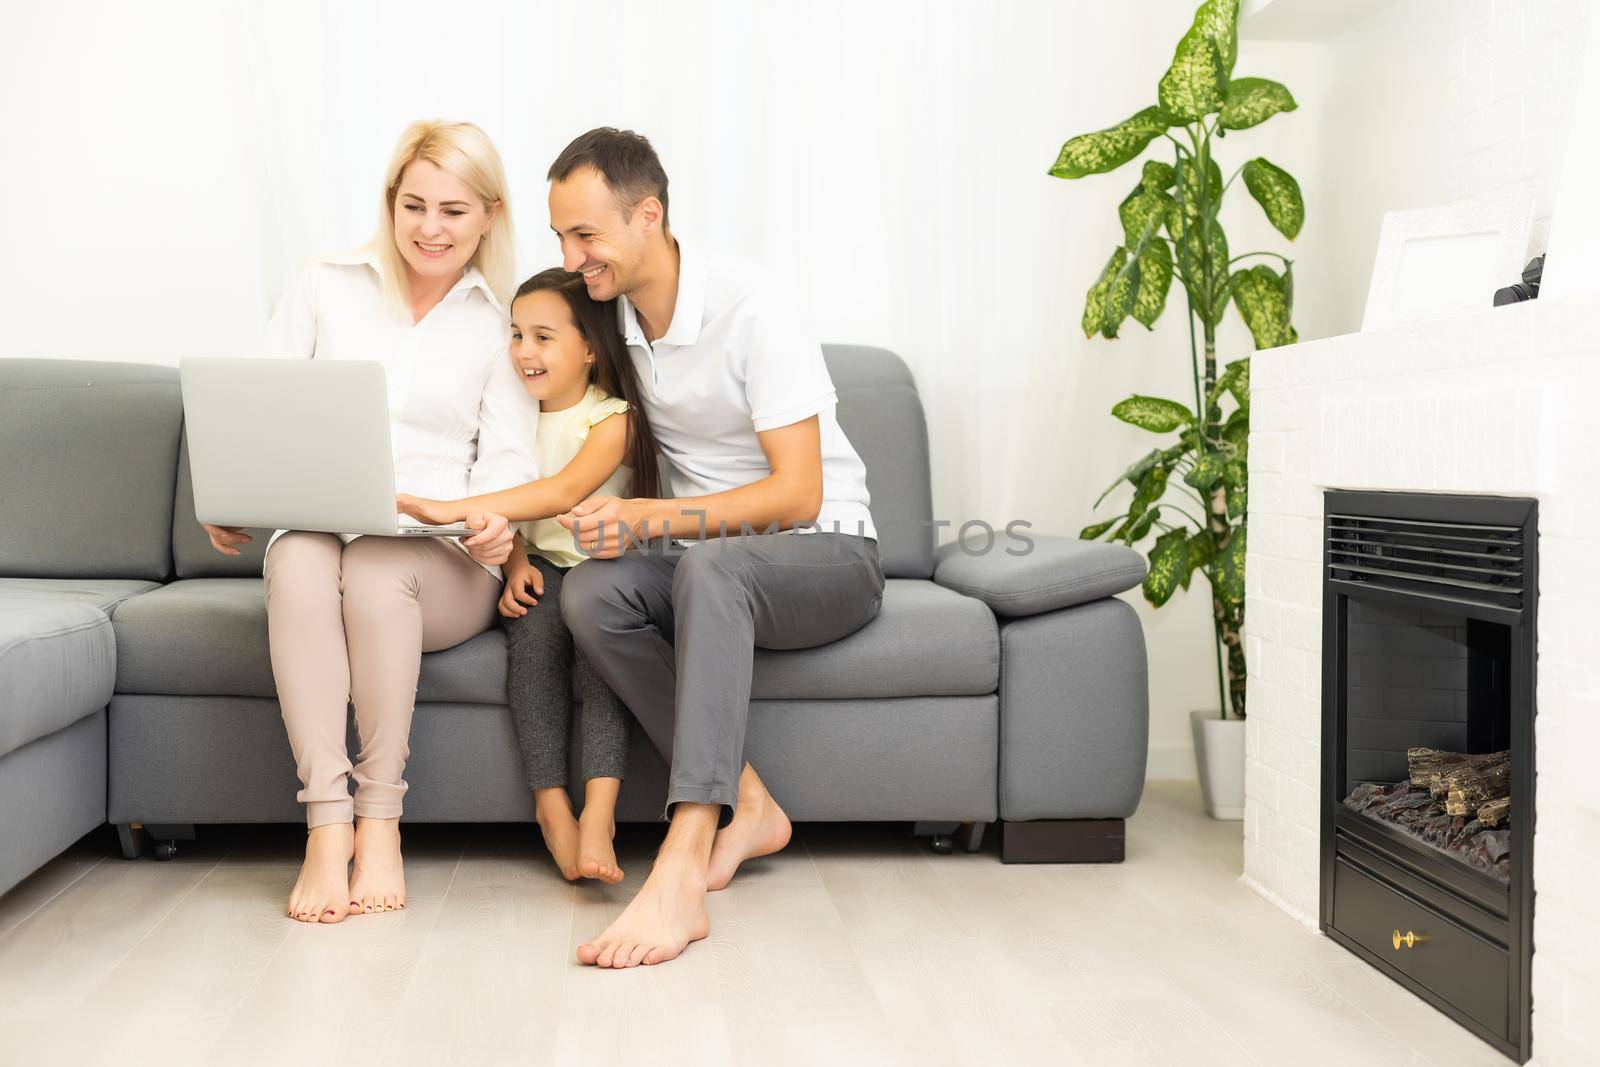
[461,512,514,566]
[202,523,253,556]
[498,557,546,618]
[397,493,466,526]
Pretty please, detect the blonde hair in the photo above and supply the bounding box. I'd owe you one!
[370,120,515,311]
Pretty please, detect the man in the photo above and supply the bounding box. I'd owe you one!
[548,128,883,968]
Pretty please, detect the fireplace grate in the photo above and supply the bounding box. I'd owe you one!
[1326,514,1526,611]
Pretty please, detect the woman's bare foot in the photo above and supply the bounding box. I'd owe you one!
[706,765,792,892]
[287,823,354,924]
[576,850,710,968]
[535,789,582,881]
[348,816,406,914]
[576,806,624,884]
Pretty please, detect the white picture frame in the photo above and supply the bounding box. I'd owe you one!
[1361,194,1533,332]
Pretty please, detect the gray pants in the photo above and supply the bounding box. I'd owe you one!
[561,533,884,818]
[503,554,631,791]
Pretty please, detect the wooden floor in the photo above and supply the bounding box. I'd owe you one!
[0,782,1511,1067]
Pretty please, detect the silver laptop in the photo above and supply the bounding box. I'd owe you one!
[179,357,476,538]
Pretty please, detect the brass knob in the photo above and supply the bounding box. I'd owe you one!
[1392,929,1423,950]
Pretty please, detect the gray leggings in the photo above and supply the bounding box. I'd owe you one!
[503,554,631,790]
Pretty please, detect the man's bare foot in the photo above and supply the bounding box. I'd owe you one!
[706,767,792,892]
[576,806,624,884]
[287,823,354,924]
[576,851,710,968]
[348,816,406,914]
[536,799,582,882]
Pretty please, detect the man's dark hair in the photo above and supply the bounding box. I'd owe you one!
[548,127,670,228]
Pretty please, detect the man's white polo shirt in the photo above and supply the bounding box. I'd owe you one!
[617,240,875,541]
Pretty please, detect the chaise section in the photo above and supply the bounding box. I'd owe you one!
[0,579,161,614]
[0,599,115,895]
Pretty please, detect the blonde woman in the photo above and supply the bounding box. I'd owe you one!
[201,120,538,924]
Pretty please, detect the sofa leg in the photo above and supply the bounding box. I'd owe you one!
[116,824,144,860]
[956,821,986,853]
[1000,819,1125,864]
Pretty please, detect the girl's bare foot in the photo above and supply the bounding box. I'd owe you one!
[706,765,792,892]
[348,816,407,914]
[577,806,624,884]
[287,823,354,924]
[535,789,582,881]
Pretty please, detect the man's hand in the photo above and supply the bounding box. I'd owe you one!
[556,496,646,559]
[498,556,546,618]
[461,512,514,566]
[397,493,466,526]
[202,523,253,557]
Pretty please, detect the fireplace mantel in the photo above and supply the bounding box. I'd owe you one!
[1241,292,1600,1062]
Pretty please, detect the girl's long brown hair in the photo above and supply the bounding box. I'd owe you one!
[514,268,661,499]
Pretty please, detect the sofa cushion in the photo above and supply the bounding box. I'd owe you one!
[0,360,181,581]
[112,579,510,704]
[934,534,1147,617]
[0,578,161,614]
[112,576,998,703]
[752,578,996,698]
[825,346,935,580]
[0,599,116,759]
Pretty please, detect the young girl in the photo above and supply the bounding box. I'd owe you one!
[398,267,659,884]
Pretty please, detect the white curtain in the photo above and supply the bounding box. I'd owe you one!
[236,0,1237,540]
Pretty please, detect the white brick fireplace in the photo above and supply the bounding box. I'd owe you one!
[1242,294,1600,1062]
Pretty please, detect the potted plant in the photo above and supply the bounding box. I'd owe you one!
[1048,0,1303,818]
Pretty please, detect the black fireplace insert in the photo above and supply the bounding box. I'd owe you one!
[1320,489,1535,1062]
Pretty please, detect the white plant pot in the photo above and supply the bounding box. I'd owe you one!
[1191,710,1246,821]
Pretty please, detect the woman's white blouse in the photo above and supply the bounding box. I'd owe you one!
[261,250,540,572]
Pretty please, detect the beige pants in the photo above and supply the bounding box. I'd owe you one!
[264,532,499,828]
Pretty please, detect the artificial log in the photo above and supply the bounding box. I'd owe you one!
[1444,757,1510,816]
[1477,796,1510,828]
[1407,747,1508,800]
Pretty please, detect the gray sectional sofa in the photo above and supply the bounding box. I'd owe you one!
[0,348,1150,895]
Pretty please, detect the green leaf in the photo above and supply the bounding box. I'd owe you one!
[1227,482,1248,519]
[1230,265,1297,349]
[1184,452,1225,490]
[1082,248,1123,338]
[1103,252,1141,338]
[1241,157,1304,239]
[1168,201,1229,311]
[1118,186,1172,249]
[1175,156,1224,220]
[1207,356,1251,408]
[1133,239,1174,328]
[1182,528,1217,590]
[1141,160,1176,192]
[1220,77,1297,130]
[1112,396,1194,433]
[1143,528,1189,607]
[1128,465,1170,520]
[1191,0,1241,77]
[1222,408,1249,452]
[1159,29,1227,122]
[1125,506,1160,543]
[1080,517,1119,540]
[1049,106,1172,179]
[1095,448,1162,508]
[1224,458,1249,519]
[1217,527,1247,604]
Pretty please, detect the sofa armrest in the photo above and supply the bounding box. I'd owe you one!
[933,534,1146,618]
